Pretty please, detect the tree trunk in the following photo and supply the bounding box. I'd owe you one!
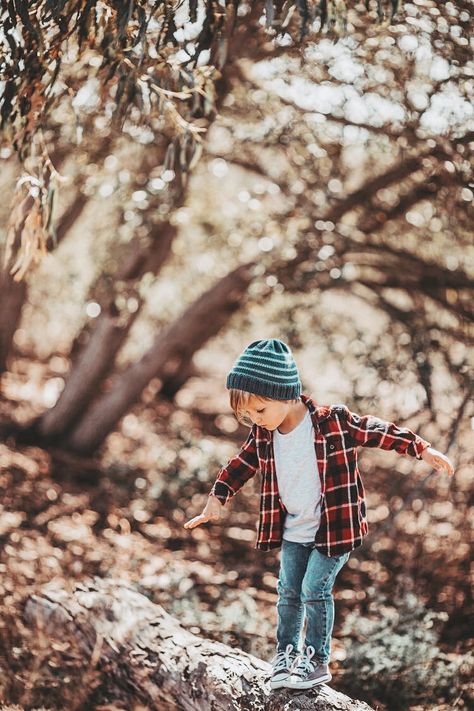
[0,270,27,375]
[28,6,273,439]
[0,188,34,376]
[17,8,283,435]
[0,186,94,380]
[21,578,374,711]
[160,362,200,400]
[65,261,256,454]
[0,137,114,377]
[0,190,95,378]
[38,221,177,440]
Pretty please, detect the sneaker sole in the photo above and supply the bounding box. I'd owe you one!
[286,673,332,689]
[270,672,291,689]
[270,679,290,689]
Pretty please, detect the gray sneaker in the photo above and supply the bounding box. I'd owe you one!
[269,643,298,689]
[287,645,332,689]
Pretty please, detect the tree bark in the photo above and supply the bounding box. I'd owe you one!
[0,188,34,376]
[0,270,27,375]
[22,578,374,711]
[65,261,256,454]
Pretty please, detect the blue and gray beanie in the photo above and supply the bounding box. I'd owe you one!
[226,339,301,400]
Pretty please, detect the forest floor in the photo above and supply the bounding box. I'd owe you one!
[0,357,472,711]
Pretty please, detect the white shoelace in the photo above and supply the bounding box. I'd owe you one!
[293,645,316,676]
[271,643,295,673]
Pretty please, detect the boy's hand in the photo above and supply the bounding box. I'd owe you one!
[183,495,223,530]
[421,447,454,476]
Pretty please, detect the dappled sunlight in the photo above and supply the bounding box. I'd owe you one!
[0,1,472,708]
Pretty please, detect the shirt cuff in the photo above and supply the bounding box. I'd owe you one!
[413,438,431,460]
[209,481,234,504]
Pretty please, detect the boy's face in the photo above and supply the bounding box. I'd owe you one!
[241,395,292,431]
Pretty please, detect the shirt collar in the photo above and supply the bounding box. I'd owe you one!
[301,393,332,421]
[257,393,331,442]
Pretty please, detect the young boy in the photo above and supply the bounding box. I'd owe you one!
[183,339,454,690]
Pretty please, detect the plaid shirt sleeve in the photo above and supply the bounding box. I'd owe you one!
[339,406,431,459]
[209,426,260,505]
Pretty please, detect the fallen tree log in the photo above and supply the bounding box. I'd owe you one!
[22,578,374,711]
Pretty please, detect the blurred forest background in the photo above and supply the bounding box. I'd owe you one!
[0,1,473,709]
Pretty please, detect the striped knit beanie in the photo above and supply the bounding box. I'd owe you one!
[226,339,301,400]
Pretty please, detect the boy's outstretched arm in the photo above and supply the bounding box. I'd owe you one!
[340,405,454,476]
[184,426,260,530]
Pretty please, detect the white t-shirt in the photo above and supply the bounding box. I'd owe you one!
[273,409,322,543]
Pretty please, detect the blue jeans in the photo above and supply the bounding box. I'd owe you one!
[276,539,350,664]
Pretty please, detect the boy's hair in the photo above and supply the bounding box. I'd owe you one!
[229,388,300,427]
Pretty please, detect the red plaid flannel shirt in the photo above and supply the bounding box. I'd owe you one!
[209,394,430,556]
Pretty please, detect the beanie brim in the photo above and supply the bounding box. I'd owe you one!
[226,372,301,401]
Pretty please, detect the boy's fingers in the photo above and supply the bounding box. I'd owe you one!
[437,459,454,476]
[184,515,207,529]
[184,511,220,529]
[439,457,454,476]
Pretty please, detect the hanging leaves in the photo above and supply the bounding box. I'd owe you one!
[0,1,406,160]
[0,1,224,158]
[0,0,406,280]
[269,0,403,37]
[4,177,52,283]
